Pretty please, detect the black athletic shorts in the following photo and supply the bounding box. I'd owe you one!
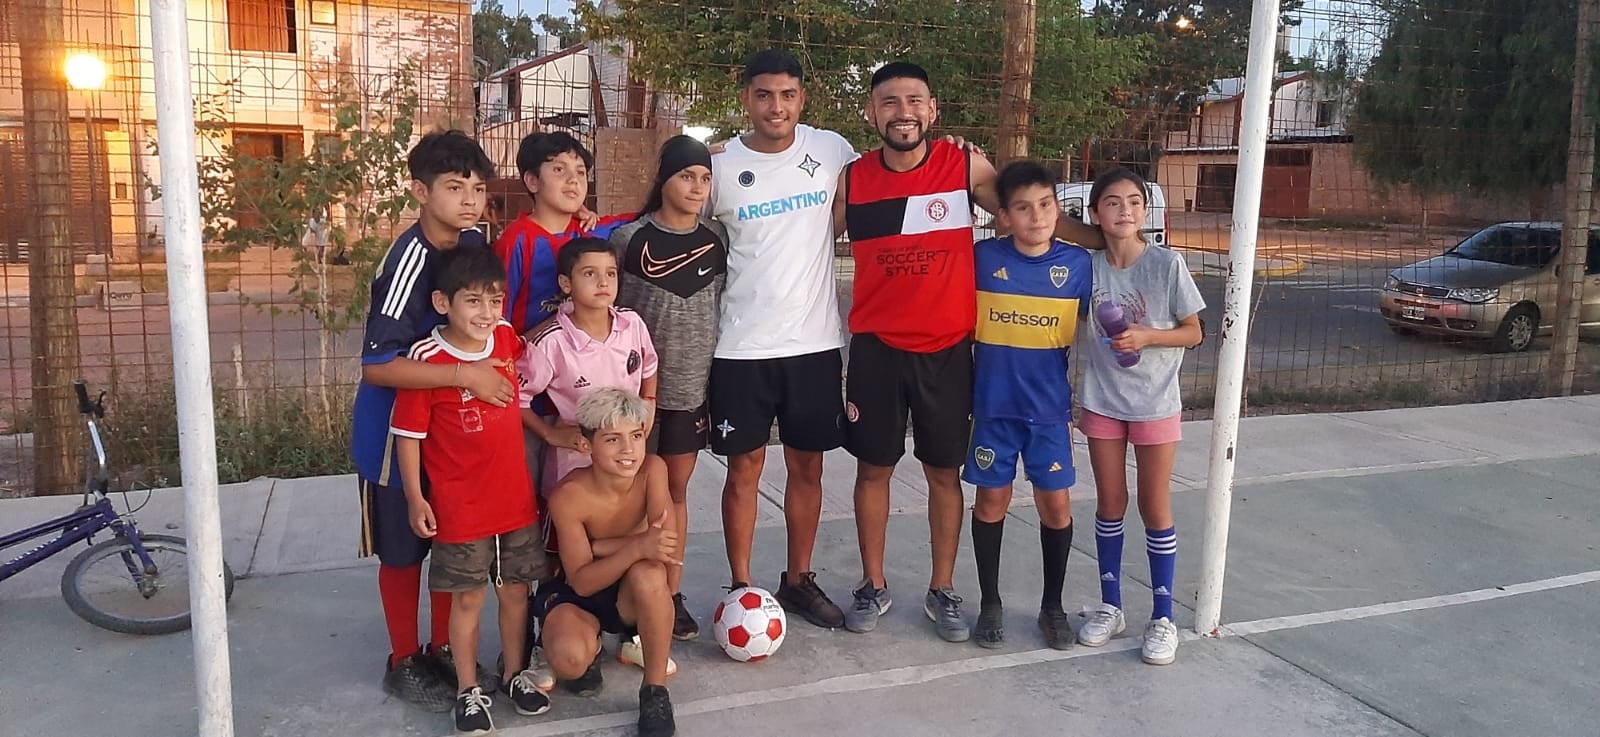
[844,333,974,469]
[648,403,710,456]
[534,574,628,634]
[707,349,845,456]
[358,478,432,567]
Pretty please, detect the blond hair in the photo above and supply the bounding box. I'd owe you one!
[575,388,650,438]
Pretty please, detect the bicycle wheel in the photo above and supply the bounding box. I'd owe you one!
[60,533,236,635]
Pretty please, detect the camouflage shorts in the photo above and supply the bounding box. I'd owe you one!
[428,524,548,593]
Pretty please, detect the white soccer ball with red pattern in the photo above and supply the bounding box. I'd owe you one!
[712,586,787,662]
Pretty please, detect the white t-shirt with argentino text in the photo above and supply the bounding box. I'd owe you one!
[710,124,858,360]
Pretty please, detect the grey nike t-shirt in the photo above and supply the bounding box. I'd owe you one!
[610,214,728,411]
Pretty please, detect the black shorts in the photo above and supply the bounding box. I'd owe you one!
[534,574,628,634]
[707,350,845,456]
[648,403,709,456]
[358,478,431,568]
[844,333,974,469]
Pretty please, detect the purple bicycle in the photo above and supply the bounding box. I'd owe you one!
[0,380,235,634]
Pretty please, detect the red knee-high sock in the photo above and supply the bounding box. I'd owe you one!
[429,591,453,651]
[378,564,424,668]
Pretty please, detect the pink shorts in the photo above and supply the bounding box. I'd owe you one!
[1079,410,1182,446]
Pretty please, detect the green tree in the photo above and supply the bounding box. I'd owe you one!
[580,0,1144,159]
[1089,0,1303,175]
[475,0,582,78]
[1351,0,1591,206]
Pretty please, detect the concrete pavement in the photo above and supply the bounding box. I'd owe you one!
[2,396,1599,736]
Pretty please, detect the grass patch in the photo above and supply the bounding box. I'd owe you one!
[102,379,352,489]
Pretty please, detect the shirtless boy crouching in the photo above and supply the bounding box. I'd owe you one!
[535,388,679,737]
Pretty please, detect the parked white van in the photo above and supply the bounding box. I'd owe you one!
[972,181,1169,246]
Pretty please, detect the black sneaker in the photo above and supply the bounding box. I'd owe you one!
[454,687,494,736]
[561,646,604,696]
[775,571,846,629]
[975,604,1005,649]
[638,684,676,737]
[429,644,498,695]
[672,593,700,641]
[505,669,553,716]
[1037,608,1075,651]
[382,652,455,713]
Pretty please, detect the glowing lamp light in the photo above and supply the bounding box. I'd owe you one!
[65,52,108,91]
[1175,16,1194,30]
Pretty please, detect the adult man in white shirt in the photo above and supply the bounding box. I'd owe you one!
[706,49,855,628]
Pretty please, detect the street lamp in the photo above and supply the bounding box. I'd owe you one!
[1175,16,1194,31]
[65,52,107,259]
[65,52,107,91]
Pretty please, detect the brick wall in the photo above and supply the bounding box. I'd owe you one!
[593,127,680,216]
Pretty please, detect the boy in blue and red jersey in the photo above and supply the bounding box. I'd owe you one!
[962,160,1093,651]
[495,132,633,335]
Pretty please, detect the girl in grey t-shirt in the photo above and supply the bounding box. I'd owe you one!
[609,135,727,641]
[1073,169,1204,667]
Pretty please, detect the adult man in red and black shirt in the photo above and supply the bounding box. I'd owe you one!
[834,62,1102,642]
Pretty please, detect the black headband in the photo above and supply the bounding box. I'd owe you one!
[657,135,712,182]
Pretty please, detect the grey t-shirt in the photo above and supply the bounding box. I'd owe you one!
[1079,245,1206,421]
[610,214,728,411]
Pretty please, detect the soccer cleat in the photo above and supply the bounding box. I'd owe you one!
[775,571,846,629]
[844,580,893,634]
[1142,617,1179,665]
[430,644,498,695]
[617,634,679,676]
[974,604,1005,649]
[505,670,552,716]
[924,587,971,643]
[1037,609,1075,651]
[638,684,677,737]
[453,687,494,736]
[671,593,700,641]
[1077,603,1126,647]
[382,652,455,713]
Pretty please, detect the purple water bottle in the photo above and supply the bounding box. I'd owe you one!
[1095,300,1141,368]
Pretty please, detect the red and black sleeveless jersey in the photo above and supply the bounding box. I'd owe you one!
[844,140,976,353]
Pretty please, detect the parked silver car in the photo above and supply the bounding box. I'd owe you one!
[1378,222,1600,352]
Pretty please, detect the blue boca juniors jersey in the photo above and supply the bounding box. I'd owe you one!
[973,236,1093,422]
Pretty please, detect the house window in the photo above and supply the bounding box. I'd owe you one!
[231,128,304,228]
[228,0,298,54]
[309,0,335,26]
[1315,100,1336,128]
[0,3,15,44]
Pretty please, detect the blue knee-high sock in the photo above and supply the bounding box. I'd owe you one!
[1095,516,1124,609]
[1147,527,1177,621]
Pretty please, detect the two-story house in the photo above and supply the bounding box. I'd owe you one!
[0,0,474,264]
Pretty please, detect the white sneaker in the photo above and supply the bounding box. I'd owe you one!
[1077,603,1126,647]
[1141,617,1179,665]
[528,645,556,692]
[617,634,678,676]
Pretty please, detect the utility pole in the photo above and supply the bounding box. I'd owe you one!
[996,0,1038,165]
[19,0,82,496]
[1549,0,1597,396]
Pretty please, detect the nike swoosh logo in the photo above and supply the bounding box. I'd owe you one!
[641,240,717,279]
[697,266,713,276]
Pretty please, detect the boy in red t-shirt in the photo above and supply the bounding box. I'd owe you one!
[391,247,551,734]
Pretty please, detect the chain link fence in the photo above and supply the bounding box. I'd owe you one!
[1,0,1595,495]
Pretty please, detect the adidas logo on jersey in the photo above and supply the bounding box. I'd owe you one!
[574,376,591,389]
[992,267,1009,280]
[1101,572,1117,582]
